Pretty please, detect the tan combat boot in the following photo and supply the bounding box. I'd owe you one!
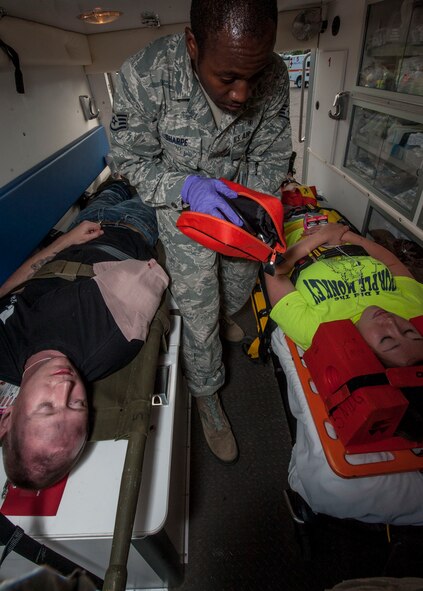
[220,314,245,343]
[196,393,239,464]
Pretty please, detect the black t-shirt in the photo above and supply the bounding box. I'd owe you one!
[0,227,155,385]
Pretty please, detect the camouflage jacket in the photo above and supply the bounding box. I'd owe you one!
[109,34,292,209]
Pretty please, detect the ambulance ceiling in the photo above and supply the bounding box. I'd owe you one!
[0,1,323,35]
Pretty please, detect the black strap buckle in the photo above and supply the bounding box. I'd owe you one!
[290,244,368,285]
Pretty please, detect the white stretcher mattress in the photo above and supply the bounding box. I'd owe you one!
[271,327,423,526]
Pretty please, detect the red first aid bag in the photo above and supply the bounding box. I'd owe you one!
[176,179,286,275]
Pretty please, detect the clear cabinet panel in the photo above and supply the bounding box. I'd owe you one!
[358,0,423,96]
[344,105,423,219]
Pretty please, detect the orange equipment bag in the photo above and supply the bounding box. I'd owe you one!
[176,179,287,275]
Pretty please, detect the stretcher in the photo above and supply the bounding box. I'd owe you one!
[246,193,423,528]
[0,127,189,590]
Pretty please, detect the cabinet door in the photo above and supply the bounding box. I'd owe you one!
[344,104,423,220]
[309,50,348,164]
[358,0,423,97]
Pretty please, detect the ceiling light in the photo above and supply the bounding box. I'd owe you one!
[77,8,122,25]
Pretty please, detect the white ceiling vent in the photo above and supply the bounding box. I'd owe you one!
[140,11,160,27]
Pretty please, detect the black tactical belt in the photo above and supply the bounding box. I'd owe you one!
[290,244,368,285]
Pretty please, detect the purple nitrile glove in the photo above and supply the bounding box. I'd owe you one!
[181,176,243,226]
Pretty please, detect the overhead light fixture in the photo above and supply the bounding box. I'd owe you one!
[77,8,122,25]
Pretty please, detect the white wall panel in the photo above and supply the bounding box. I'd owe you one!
[0,17,90,67]
[304,0,368,225]
[0,66,98,186]
[308,150,369,230]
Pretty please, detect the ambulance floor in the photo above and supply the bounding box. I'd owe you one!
[176,302,423,591]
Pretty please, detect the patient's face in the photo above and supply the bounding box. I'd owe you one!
[12,356,88,464]
[356,306,423,367]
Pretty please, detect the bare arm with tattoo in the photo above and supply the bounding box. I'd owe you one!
[0,221,104,298]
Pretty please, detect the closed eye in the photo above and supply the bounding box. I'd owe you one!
[249,71,263,85]
[380,332,423,352]
[379,336,400,353]
[34,402,55,415]
[403,329,422,339]
[68,400,87,410]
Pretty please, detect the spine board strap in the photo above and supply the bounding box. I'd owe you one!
[290,244,368,285]
[0,512,104,587]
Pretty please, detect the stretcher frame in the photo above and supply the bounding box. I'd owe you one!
[285,336,423,478]
[248,250,423,479]
[0,126,179,591]
[248,254,423,563]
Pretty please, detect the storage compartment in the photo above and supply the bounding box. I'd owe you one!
[358,0,423,96]
[344,104,423,220]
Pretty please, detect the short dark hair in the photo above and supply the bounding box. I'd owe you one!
[190,0,278,55]
[1,429,85,490]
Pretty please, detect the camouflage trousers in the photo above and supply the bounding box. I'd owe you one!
[157,208,259,398]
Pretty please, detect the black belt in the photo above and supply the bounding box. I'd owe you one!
[100,220,145,239]
[290,244,368,285]
[86,243,133,261]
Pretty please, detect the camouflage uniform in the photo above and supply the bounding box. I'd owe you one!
[109,34,292,398]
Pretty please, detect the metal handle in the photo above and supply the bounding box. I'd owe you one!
[328,91,349,120]
[298,52,311,143]
[79,95,100,120]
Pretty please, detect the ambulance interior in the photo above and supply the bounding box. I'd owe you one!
[0,0,423,589]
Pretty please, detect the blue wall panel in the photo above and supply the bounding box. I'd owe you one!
[0,127,109,284]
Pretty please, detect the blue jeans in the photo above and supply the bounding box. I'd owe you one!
[71,181,159,249]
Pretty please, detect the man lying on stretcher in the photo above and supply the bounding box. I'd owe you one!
[265,219,423,369]
[0,179,168,490]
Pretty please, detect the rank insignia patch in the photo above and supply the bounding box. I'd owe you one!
[110,113,128,131]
